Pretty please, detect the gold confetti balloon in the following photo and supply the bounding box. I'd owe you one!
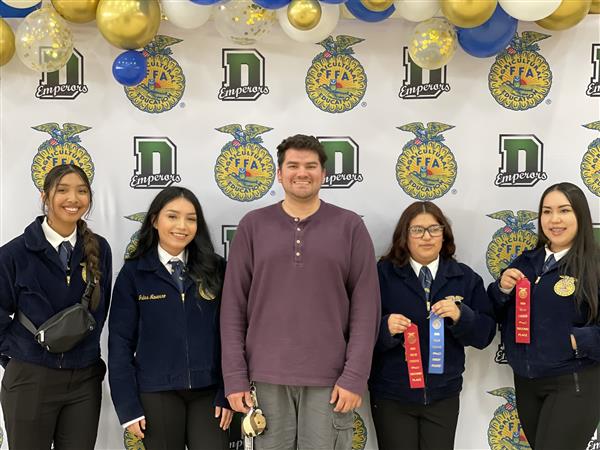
[15,5,74,72]
[0,18,16,67]
[442,0,496,28]
[408,17,457,70]
[287,0,321,31]
[52,0,100,23]
[96,0,161,49]
[536,0,591,29]
[214,0,276,45]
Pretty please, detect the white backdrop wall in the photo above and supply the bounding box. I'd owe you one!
[0,15,599,450]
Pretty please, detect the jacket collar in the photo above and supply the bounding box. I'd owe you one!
[24,216,84,270]
[392,257,464,300]
[138,247,195,292]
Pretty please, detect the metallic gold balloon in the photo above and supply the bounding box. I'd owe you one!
[360,0,394,12]
[536,0,591,27]
[52,0,100,23]
[287,0,321,30]
[409,17,457,70]
[96,0,161,49]
[442,0,496,27]
[0,18,16,67]
[591,0,599,12]
[214,0,276,45]
[15,6,74,72]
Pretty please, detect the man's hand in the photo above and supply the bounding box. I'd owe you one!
[330,384,362,413]
[227,391,253,414]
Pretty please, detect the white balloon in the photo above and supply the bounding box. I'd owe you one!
[3,0,40,8]
[394,0,439,22]
[498,0,561,21]
[277,2,339,43]
[160,0,212,29]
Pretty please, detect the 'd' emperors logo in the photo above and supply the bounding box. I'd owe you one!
[489,31,552,111]
[487,388,531,450]
[486,210,537,279]
[306,35,367,113]
[31,123,94,191]
[396,122,457,200]
[125,35,185,113]
[214,124,275,201]
[582,122,600,197]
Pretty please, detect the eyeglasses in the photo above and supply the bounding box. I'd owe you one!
[408,225,444,238]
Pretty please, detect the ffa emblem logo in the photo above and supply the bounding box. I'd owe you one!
[130,137,181,189]
[219,49,269,101]
[31,122,94,191]
[489,31,552,111]
[554,276,576,297]
[581,122,600,197]
[305,35,367,113]
[396,122,457,200]
[36,49,87,100]
[518,287,528,299]
[399,47,450,99]
[125,35,185,113]
[214,124,275,202]
[486,210,537,279]
[487,387,531,450]
[318,137,363,188]
[352,411,367,450]
[124,429,144,450]
[222,225,238,260]
[495,135,547,186]
[587,44,600,97]
[407,332,417,345]
[124,213,146,259]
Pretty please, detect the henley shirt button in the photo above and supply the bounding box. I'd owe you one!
[296,240,301,244]
[296,252,301,256]
[294,217,299,222]
[297,228,301,231]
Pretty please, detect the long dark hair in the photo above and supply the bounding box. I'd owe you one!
[536,182,599,322]
[381,201,456,266]
[42,164,102,310]
[131,187,223,297]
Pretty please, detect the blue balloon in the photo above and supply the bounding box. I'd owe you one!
[190,0,220,5]
[320,0,347,4]
[0,0,40,18]
[345,0,394,22]
[253,0,291,8]
[457,4,518,58]
[112,51,147,87]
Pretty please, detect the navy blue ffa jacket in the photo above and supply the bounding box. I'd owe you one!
[0,217,112,369]
[108,249,228,425]
[369,258,496,405]
[488,247,600,379]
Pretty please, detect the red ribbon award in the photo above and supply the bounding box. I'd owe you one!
[405,323,425,389]
[515,278,531,344]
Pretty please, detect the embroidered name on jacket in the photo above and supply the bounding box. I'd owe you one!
[138,294,167,301]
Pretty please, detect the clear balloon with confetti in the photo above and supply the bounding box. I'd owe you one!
[408,17,457,70]
[214,0,276,45]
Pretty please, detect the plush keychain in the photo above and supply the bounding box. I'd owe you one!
[242,385,267,450]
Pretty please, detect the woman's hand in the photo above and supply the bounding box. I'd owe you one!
[500,268,525,291]
[127,418,146,439]
[388,314,412,336]
[215,406,234,430]
[431,298,461,323]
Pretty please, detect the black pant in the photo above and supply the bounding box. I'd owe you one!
[140,387,230,450]
[0,358,105,450]
[514,364,600,450]
[371,395,459,450]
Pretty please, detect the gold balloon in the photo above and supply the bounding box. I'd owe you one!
[409,17,457,70]
[96,0,161,49]
[591,0,599,12]
[0,18,16,67]
[536,0,591,27]
[287,0,321,30]
[52,0,100,23]
[360,0,394,12]
[442,0,497,27]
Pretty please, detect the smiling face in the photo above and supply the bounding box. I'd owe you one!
[541,190,578,253]
[153,197,198,256]
[277,148,325,203]
[43,172,90,236]
[407,213,444,265]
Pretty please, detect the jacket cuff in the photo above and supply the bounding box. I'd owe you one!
[376,315,403,350]
[449,302,475,336]
[117,400,145,427]
[491,281,512,306]
[214,387,230,409]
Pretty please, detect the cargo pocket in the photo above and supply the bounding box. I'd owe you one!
[332,411,354,450]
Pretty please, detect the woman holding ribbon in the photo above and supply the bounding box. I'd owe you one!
[369,201,495,450]
[0,164,112,450]
[108,186,232,450]
[488,182,600,450]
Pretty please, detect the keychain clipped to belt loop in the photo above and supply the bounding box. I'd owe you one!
[242,383,267,450]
